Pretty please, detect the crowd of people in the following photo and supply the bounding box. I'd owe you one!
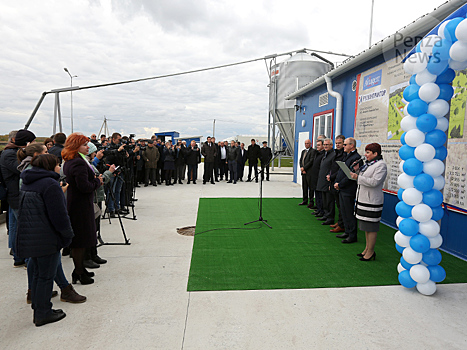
[299,135,388,261]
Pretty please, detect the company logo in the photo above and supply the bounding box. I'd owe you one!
[363,69,382,90]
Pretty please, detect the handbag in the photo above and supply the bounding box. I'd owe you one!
[94,202,102,219]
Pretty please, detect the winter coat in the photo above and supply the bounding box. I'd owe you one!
[174,146,186,166]
[163,147,175,162]
[260,146,272,165]
[0,144,21,209]
[16,167,74,258]
[247,144,261,164]
[63,156,101,248]
[227,146,239,162]
[185,146,201,165]
[142,146,160,169]
[48,144,64,163]
[309,150,324,190]
[316,149,335,192]
[201,142,217,162]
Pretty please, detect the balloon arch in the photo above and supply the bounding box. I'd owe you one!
[395,15,467,295]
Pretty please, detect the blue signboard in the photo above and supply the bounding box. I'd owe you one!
[362,69,382,90]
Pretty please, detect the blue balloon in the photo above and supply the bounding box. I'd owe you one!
[400,256,414,270]
[436,68,456,84]
[444,17,464,42]
[435,146,448,160]
[425,129,447,148]
[415,42,422,52]
[400,132,407,145]
[432,39,452,61]
[399,218,419,236]
[423,189,444,207]
[403,158,423,176]
[410,234,431,253]
[399,145,415,160]
[396,243,405,254]
[428,265,446,282]
[409,75,417,85]
[431,205,444,221]
[403,84,420,102]
[416,113,437,132]
[397,188,405,201]
[399,270,417,288]
[427,56,449,75]
[423,249,442,265]
[407,99,428,117]
[414,173,434,192]
[438,84,454,101]
[396,201,414,218]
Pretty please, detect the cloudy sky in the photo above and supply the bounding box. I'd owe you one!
[0,0,446,140]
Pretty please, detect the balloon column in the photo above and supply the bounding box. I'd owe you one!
[396,17,467,295]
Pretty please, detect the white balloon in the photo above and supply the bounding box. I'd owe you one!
[403,103,409,116]
[435,117,449,132]
[410,265,431,283]
[403,188,423,206]
[403,246,423,264]
[397,263,406,273]
[396,216,404,227]
[449,41,467,62]
[423,159,445,177]
[416,280,437,296]
[456,18,467,42]
[415,69,437,85]
[412,204,433,223]
[405,129,426,147]
[448,58,467,70]
[428,99,450,118]
[395,230,411,247]
[414,143,436,162]
[420,35,443,56]
[398,173,415,189]
[401,116,418,131]
[438,20,450,39]
[419,220,441,237]
[399,160,405,173]
[404,52,429,74]
[418,83,440,103]
[433,175,446,190]
[429,234,443,249]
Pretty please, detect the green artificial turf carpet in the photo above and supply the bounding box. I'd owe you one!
[187,198,467,291]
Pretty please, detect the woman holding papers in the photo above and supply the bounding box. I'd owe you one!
[350,143,387,261]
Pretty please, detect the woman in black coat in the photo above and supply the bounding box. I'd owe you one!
[62,133,102,284]
[17,154,74,326]
[163,142,176,186]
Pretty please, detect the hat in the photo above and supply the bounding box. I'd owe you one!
[148,140,154,144]
[14,129,36,146]
[87,142,97,154]
[262,141,267,144]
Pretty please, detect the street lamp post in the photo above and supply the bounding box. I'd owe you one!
[64,68,77,133]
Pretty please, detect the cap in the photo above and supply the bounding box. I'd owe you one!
[87,142,97,154]
[14,129,36,146]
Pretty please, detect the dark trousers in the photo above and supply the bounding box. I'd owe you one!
[203,161,214,183]
[175,164,184,181]
[248,162,258,180]
[181,164,186,180]
[219,160,228,180]
[145,168,156,185]
[188,164,198,182]
[339,191,358,240]
[214,160,220,180]
[156,166,164,183]
[237,162,245,180]
[30,251,60,320]
[228,160,238,182]
[301,175,313,202]
[332,188,344,227]
[261,163,269,180]
[315,190,324,214]
[322,190,336,221]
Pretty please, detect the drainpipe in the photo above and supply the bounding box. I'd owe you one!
[324,75,342,138]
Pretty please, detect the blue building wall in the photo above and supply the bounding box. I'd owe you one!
[293,47,467,259]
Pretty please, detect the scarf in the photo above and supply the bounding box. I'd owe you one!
[79,152,95,171]
[359,155,383,174]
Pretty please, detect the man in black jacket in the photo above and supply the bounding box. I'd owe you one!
[316,139,335,225]
[48,132,66,163]
[174,140,186,184]
[334,137,361,243]
[212,137,220,181]
[328,135,346,233]
[236,142,248,181]
[260,141,272,181]
[227,140,239,184]
[310,140,325,216]
[298,139,316,207]
[201,137,217,184]
[186,140,201,184]
[247,139,261,183]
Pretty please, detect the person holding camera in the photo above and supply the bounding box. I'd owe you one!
[142,140,160,187]
[185,140,201,184]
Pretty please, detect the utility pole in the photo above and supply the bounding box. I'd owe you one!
[369,0,375,47]
[213,119,216,138]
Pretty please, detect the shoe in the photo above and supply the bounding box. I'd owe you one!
[92,255,107,264]
[322,220,334,225]
[144,184,148,187]
[255,180,258,183]
[336,233,349,239]
[135,185,141,188]
[317,217,327,221]
[298,201,308,206]
[60,284,86,303]
[227,181,232,183]
[211,182,215,184]
[83,259,100,269]
[314,213,324,217]
[357,253,365,257]
[84,269,95,277]
[193,181,196,184]
[233,181,237,184]
[187,181,190,184]
[246,179,251,182]
[342,238,357,244]
[309,205,317,210]
[35,309,66,327]
[330,223,338,228]
[118,208,129,214]
[14,260,26,268]
[203,181,206,185]
[153,184,157,187]
[178,181,183,184]
[72,271,94,285]
[266,179,269,181]
[110,211,116,218]
[307,203,314,209]
[330,226,345,233]
[215,179,219,182]
[360,252,376,261]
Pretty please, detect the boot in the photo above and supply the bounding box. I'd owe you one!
[91,246,107,265]
[60,284,86,303]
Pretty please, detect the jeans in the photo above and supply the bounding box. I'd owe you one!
[228,160,238,182]
[27,253,69,290]
[8,208,21,262]
[107,176,123,212]
[248,162,258,180]
[30,251,61,320]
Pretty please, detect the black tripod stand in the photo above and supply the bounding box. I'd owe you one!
[244,153,280,229]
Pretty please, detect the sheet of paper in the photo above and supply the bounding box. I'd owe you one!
[336,161,356,181]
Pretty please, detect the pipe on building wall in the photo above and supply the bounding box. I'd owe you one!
[324,75,342,138]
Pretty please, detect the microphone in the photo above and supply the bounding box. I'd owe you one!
[350,156,366,169]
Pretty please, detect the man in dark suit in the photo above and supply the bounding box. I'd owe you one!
[260,141,272,181]
[185,140,201,184]
[212,137,220,181]
[328,135,346,233]
[316,139,335,225]
[298,139,316,207]
[310,140,325,216]
[237,142,248,181]
[201,136,217,184]
[247,139,261,183]
[334,137,361,243]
